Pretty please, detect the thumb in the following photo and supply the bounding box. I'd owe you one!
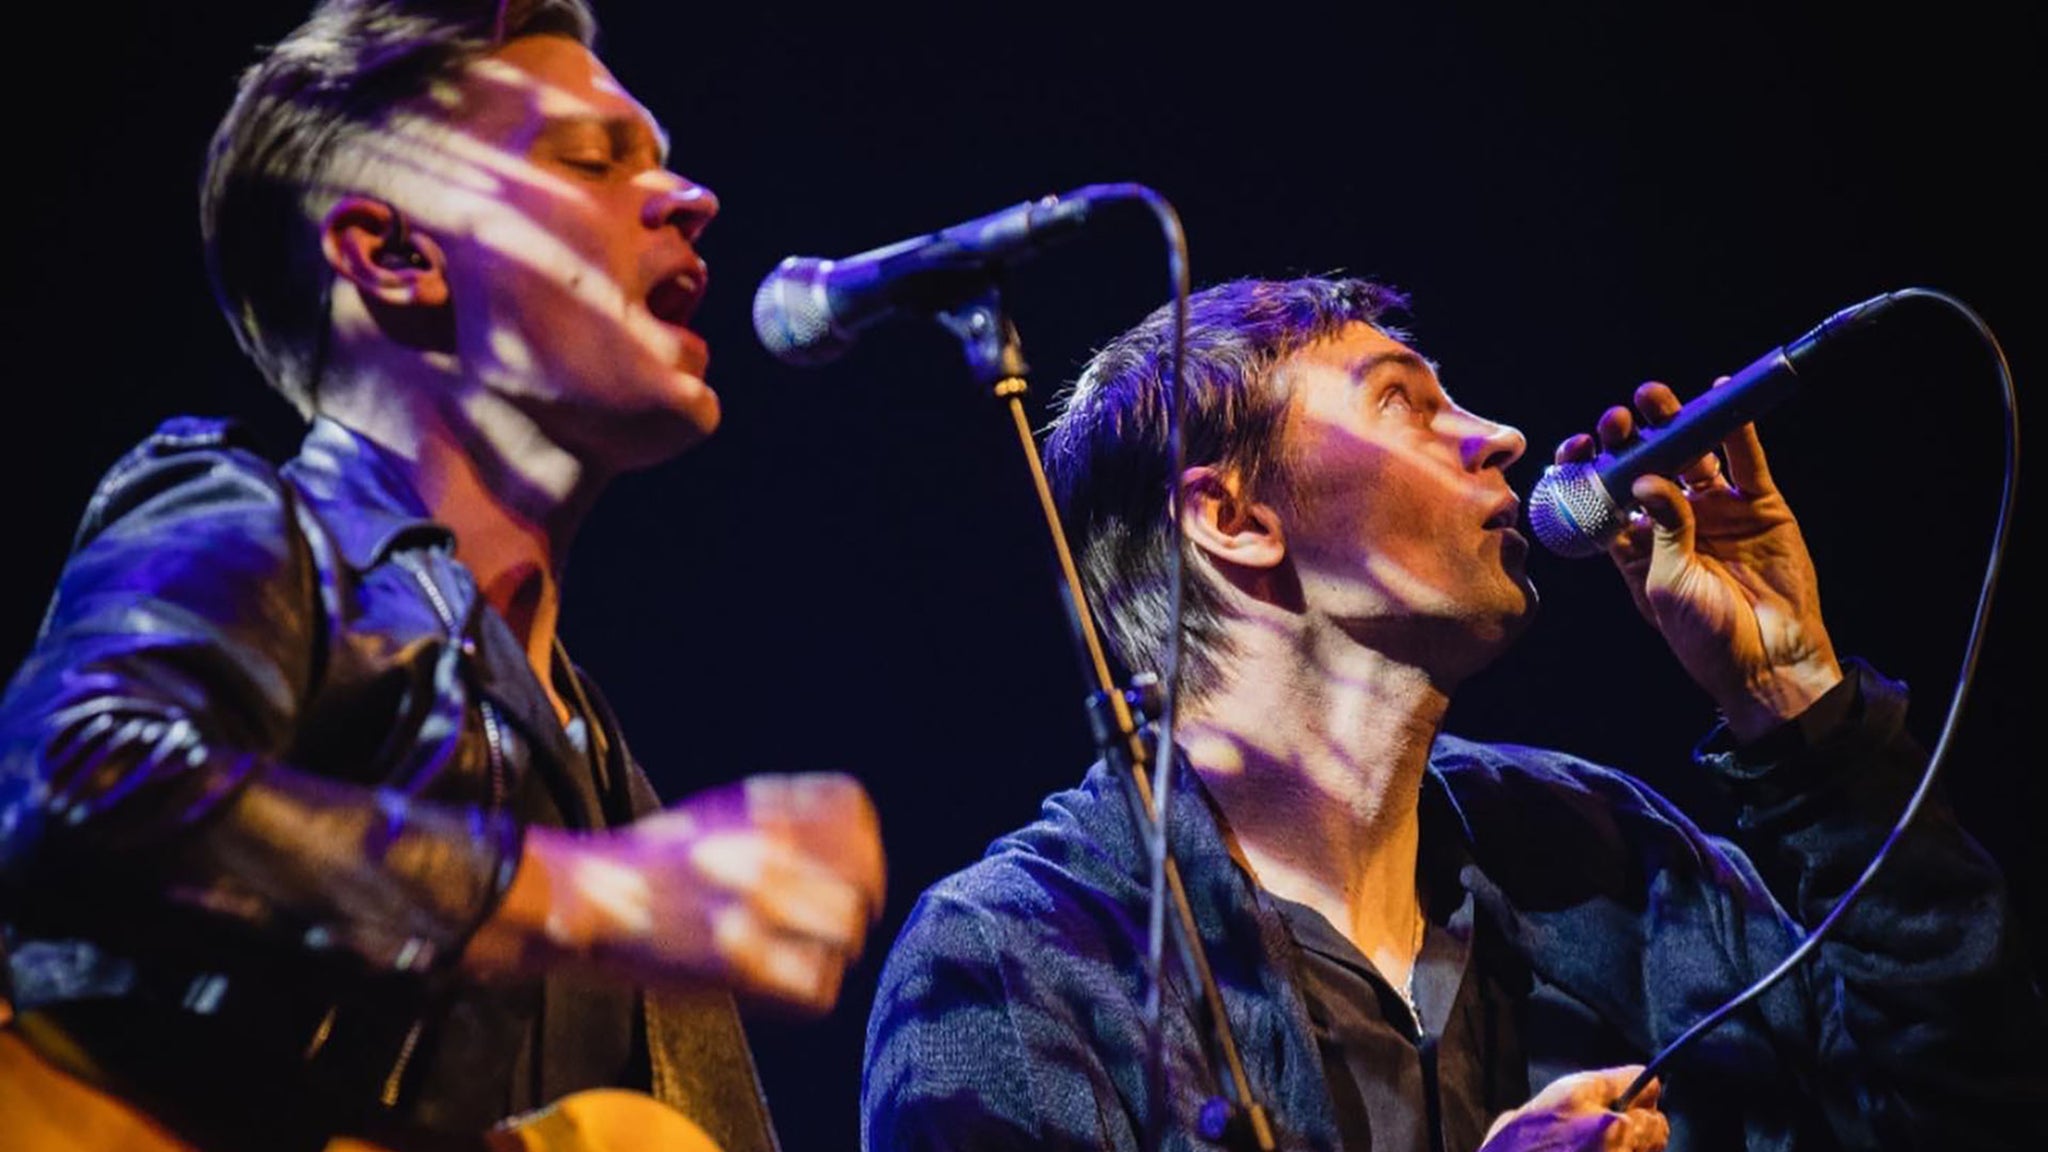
[1614,1070,1661,1112]
[1630,473,1695,575]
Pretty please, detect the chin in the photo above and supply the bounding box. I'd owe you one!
[658,359,720,424]
[1498,578,1539,639]
[1461,583,1537,656]
[626,407,720,469]
[645,366,724,441]
[682,377,722,434]
[575,392,722,474]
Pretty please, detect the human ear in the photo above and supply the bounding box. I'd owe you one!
[319,195,450,309]
[1179,465,1286,571]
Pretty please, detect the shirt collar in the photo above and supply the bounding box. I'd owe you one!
[280,416,455,570]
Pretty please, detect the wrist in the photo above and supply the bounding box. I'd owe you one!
[1720,654,1844,744]
[461,826,607,979]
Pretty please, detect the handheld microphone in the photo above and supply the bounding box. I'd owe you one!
[1527,291,1903,558]
[752,187,1112,366]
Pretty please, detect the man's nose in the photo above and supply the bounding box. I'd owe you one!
[642,175,719,243]
[1463,413,1527,473]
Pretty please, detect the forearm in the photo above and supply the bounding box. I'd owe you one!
[460,824,605,981]
[1716,651,1844,745]
[2,426,527,984]
[4,707,523,977]
[1704,659,2048,1144]
[3,650,515,978]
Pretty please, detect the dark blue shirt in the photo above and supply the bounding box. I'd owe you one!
[862,666,2047,1150]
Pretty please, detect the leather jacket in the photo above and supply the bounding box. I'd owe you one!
[1,416,776,1152]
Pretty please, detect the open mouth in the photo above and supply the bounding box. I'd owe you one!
[1484,498,1521,531]
[645,274,703,329]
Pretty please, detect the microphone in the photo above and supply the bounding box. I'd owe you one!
[752,187,1109,366]
[1527,291,1904,558]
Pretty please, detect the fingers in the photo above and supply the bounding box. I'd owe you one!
[610,815,868,1012]
[1717,410,1776,496]
[1619,1070,1661,1111]
[1585,1065,1659,1114]
[643,774,885,920]
[688,833,873,955]
[1554,431,1599,466]
[743,773,887,923]
[586,772,888,1014]
[1629,473,1693,544]
[1596,400,1638,450]
[708,899,851,1013]
[1553,379,1761,498]
[1629,380,1728,494]
[1481,1065,1668,1152]
[1604,1105,1670,1151]
[695,773,886,1011]
[1607,1080,1667,1152]
[1517,1064,1643,1116]
[1572,1064,1648,1110]
[628,824,874,1014]
[1675,451,1725,494]
[1590,1066,1665,1152]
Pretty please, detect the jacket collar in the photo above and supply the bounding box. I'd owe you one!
[280,416,455,571]
[276,419,633,830]
[1004,741,1500,1152]
[1027,744,1480,951]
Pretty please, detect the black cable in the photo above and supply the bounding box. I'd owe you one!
[1614,287,2018,1109]
[1083,184,1237,1151]
[1117,188,1191,1113]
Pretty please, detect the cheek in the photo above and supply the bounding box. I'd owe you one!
[477,250,640,366]
[492,191,636,298]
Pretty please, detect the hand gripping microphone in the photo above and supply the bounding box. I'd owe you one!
[752,187,1110,366]
[1526,291,1903,557]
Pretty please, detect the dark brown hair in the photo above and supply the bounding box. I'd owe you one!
[1043,276,1409,699]
[200,0,599,411]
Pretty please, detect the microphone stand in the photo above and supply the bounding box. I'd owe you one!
[934,288,1276,1152]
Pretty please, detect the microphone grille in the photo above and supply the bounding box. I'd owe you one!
[752,258,849,366]
[1526,461,1624,558]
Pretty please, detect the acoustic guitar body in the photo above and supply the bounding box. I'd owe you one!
[0,1028,721,1152]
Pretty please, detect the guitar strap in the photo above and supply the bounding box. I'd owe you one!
[559,663,784,1152]
[644,988,783,1152]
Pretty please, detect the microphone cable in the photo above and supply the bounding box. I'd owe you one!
[1086,185,1246,1151]
[1137,184,1197,1150]
[1614,287,2019,1110]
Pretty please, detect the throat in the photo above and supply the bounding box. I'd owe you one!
[479,563,571,722]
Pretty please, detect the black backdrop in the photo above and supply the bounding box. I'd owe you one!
[8,3,2043,1147]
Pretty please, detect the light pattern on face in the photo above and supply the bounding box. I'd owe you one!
[318,35,721,472]
[1173,325,1535,801]
[1274,323,1534,657]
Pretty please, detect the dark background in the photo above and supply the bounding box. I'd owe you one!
[8,2,2042,1147]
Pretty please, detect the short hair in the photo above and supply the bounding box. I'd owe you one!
[200,0,599,412]
[1042,276,1409,700]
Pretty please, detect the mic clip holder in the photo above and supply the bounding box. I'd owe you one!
[935,288,1030,389]
[934,285,1277,1152]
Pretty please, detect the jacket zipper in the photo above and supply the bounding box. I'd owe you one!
[380,1020,426,1107]
[383,552,511,1105]
[402,553,509,799]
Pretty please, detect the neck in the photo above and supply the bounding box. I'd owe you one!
[1184,613,1451,990]
[318,356,607,715]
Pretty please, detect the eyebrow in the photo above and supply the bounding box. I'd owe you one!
[1346,349,1439,381]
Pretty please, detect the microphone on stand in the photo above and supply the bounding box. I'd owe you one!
[752,187,1113,366]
